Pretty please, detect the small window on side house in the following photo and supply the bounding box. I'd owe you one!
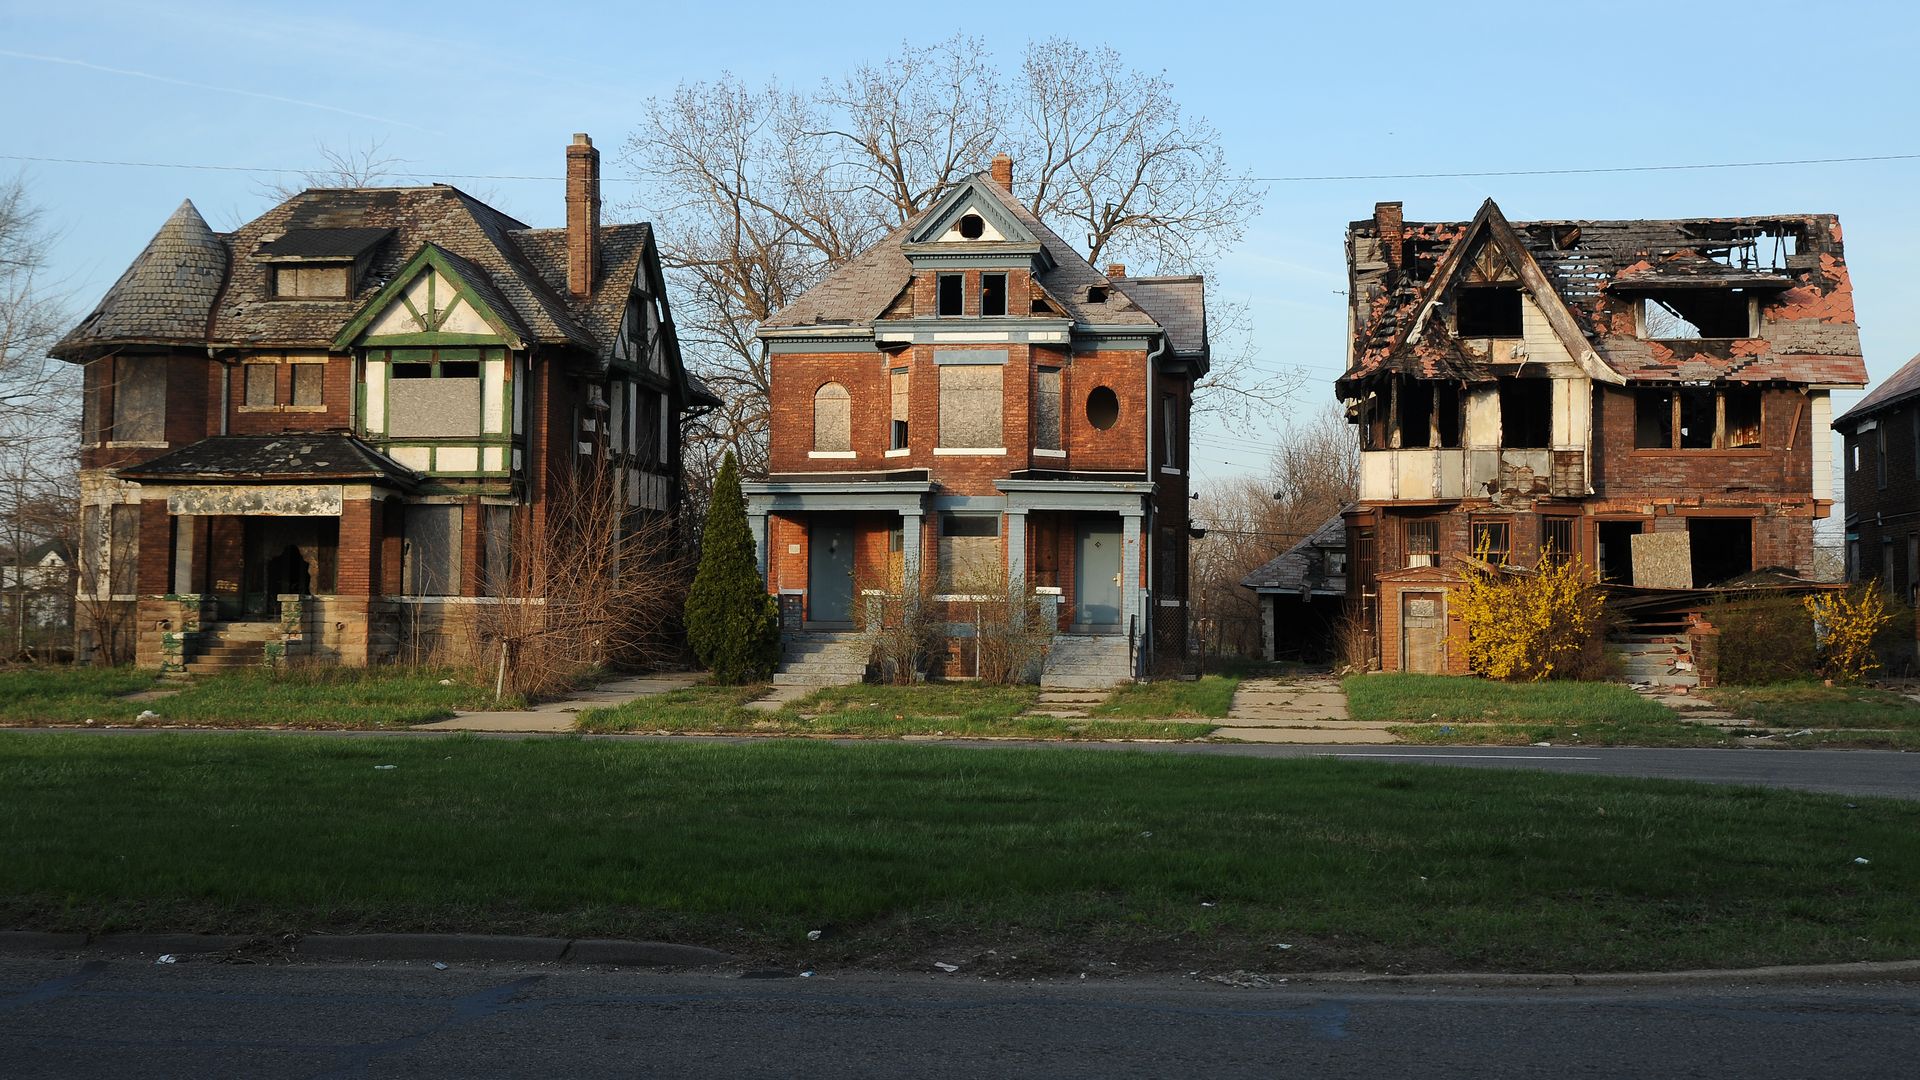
[1878,423,1889,489]
[1499,379,1552,449]
[981,274,1007,317]
[1456,288,1522,337]
[937,274,964,317]
[244,364,277,408]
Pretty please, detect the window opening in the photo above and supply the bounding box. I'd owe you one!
[1161,393,1179,467]
[937,274,964,317]
[1597,520,1643,584]
[813,382,851,452]
[1085,386,1119,431]
[1687,518,1753,585]
[938,513,1001,592]
[1471,520,1511,563]
[1724,388,1762,448]
[1499,379,1551,449]
[1643,291,1750,340]
[1635,390,1674,448]
[958,213,986,240]
[392,363,432,380]
[938,365,1002,448]
[890,367,910,450]
[111,358,166,442]
[1397,380,1432,448]
[439,360,480,380]
[1405,519,1439,568]
[291,363,324,407]
[981,273,1007,317]
[1679,389,1716,449]
[1541,517,1576,564]
[1456,287,1522,337]
[273,264,349,299]
[1878,423,1889,489]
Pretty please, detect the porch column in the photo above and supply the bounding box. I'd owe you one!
[1121,510,1143,644]
[1005,510,1027,591]
[900,510,923,591]
[746,509,768,582]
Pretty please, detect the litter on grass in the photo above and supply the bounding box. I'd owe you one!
[432,962,449,970]
[136,710,159,722]
[155,954,177,965]
[933,962,959,973]
[806,930,823,941]
[374,765,397,770]
[1854,857,1871,865]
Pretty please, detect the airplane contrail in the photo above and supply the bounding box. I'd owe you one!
[0,48,442,134]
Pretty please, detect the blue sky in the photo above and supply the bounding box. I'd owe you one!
[3,0,1917,488]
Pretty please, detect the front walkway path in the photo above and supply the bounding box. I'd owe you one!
[413,672,703,733]
[1213,674,1397,744]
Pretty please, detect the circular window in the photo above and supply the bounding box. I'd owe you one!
[958,213,986,240]
[1086,386,1120,430]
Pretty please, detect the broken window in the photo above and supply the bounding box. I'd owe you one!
[1635,390,1674,449]
[403,504,462,597]
[391,363,432,379]
[243,363,277,408]
[273,264,349,299]
[1597,520,1642,584]
[1679,389,1717,449]
[890,367,910,450]
[1724,388,1762,448]
[111,358,166,442]
[1358,388,1387,450]
[1034,366,1061,452]
[938,364,1003,448]
[1397,380,1433,449]
[981,273,1007,317]
[1456,288,1522,337]
[1470,520,1510,563]
[1405,519,1439,568]
[1499,379,1551,449]
[938,513,1001,592]
[1434,383,1462,448]
[291,363,324,407]
[813,382,851,453]
[937,274,964,317]
[1541,517,1576,563]
[1642,291,1752,340]
[1687,517,1753,585]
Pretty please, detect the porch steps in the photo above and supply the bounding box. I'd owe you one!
[179,620,281,676]
[772,631,870,687]
[1608,633,1698,688]
[1041,633,1133,690]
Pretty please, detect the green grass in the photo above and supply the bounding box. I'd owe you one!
[1094,675,1239,718]
[1347,673,1676,724]
[0,665,515,728]
[1706,682,1920,730]
[1,734,1916,974]
[577,682,1210,740]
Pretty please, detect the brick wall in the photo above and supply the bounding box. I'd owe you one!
[225,353,356,434]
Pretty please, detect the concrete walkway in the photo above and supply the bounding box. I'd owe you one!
[1213,675,1396,744]
[413,672,703,733]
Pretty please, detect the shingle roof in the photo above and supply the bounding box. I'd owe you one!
[1835,350,1920,430]
[116,433,418,487]
[1241,513,1348,594]
[256,227,393,260]
[53,200,226,357]
[762,174,1161,331]
[1113,275,1207,356]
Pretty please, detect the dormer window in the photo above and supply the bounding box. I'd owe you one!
[1456,287,1522,337]
[958,213,986,240]
[273,264,350,299]
[938,274,964,317]
[257,227,391,301]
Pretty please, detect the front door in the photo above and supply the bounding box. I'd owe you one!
[808,520,855,626]
[1075,520,1123,632]
[1400,591,1446,674]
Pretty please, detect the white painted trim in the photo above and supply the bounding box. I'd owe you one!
[1159,465,1182,476]
[1034,449,1067,458]
[933,447,1007,456]
[1157,598,1183,607]
[933,594,997,602]
[1034,586,1063,595]
[884,448,911,458]
[807,450,857,459]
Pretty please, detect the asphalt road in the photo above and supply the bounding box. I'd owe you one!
[1,957,1915,1078]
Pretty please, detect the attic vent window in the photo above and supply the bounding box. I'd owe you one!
[1087,285,1109,304]
[1456,287,1522,337]
[958,213,986,240]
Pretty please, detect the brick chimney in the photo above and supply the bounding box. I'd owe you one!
[1106,263,1127,279]
[990,152,1013,191]
[566,133,601,299]
[1374,201,1404,271]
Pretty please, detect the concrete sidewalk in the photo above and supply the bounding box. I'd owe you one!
[412,672,703,733]
[1212,675,1396,744]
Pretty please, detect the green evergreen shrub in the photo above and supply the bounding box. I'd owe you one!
[683,452,780,683]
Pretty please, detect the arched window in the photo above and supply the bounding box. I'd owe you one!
[814,382,851,452]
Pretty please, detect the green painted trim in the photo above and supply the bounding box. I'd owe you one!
[363,332,506,346]
[332,246,525,350]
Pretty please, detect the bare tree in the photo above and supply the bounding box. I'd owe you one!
[256,137,407,202]
[623,37,1271,484]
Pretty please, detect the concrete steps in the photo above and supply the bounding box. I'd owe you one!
[1609,634,1698,688]
[1042,634,1133,690]
[180,620,280,676]
[772,632,869,687]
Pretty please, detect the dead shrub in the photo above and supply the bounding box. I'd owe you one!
[1709,594,1818,685]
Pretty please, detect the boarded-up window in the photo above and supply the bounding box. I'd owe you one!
[482,505,514,597]
[83,362,105,443]
[890,368,910,449]
[813,382,851,452]
[1035,367,1061,451]
[939,365,1002,448]
[403,505,462,596]
[291,363,325,406]
[938,513,1001,592]
[387,353,483,439]
[108,505,139,595]
[274,264,350,298]
[1405,519,1438,568]
[79,506,101,593]
[111,358,166,442]
[638,390,662,465]
[244,364,277,408]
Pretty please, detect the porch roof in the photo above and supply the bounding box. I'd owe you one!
[743,472,935,513]
[996,476,1154,512]
[116,433,420,489]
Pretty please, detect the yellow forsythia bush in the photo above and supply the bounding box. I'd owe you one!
[1457,555,1610,682]
[1803,586,1895,683]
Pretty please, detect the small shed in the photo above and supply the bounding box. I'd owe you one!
[1242,512,1349,661]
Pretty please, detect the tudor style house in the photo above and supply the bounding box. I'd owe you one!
[53,134,715,670]
[1339,199,1866,674]
[745,154,1207,682]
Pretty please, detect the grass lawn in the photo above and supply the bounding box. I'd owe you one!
[578,682,1212,740]
[1,734,1915,974]
[1346,673,1676,725]
[0,666,515,728]
[1093,675,1238,718]
[1706,682,1920,730]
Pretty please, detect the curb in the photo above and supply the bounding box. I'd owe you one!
[1273,959,1920,988]
[0,930,733,968]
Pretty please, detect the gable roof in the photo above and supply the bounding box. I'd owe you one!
[1241,512,1348,594]
[53,200,227,357]
[1112,274,1207,359]
[1835,349,1920,431]
[761,172,1160,331]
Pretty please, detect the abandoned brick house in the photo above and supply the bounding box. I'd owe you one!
[1833,349,1920,603]
[52,133,716,670]
[1339,199,1866,674]
[744,154,1206,683]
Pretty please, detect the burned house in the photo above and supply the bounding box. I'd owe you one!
[1339,199,1865,674]
[52,134,716,670]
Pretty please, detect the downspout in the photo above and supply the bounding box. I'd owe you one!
[1142,332,1167,677]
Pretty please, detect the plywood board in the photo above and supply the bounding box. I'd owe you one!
[1630,531,1692,589]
